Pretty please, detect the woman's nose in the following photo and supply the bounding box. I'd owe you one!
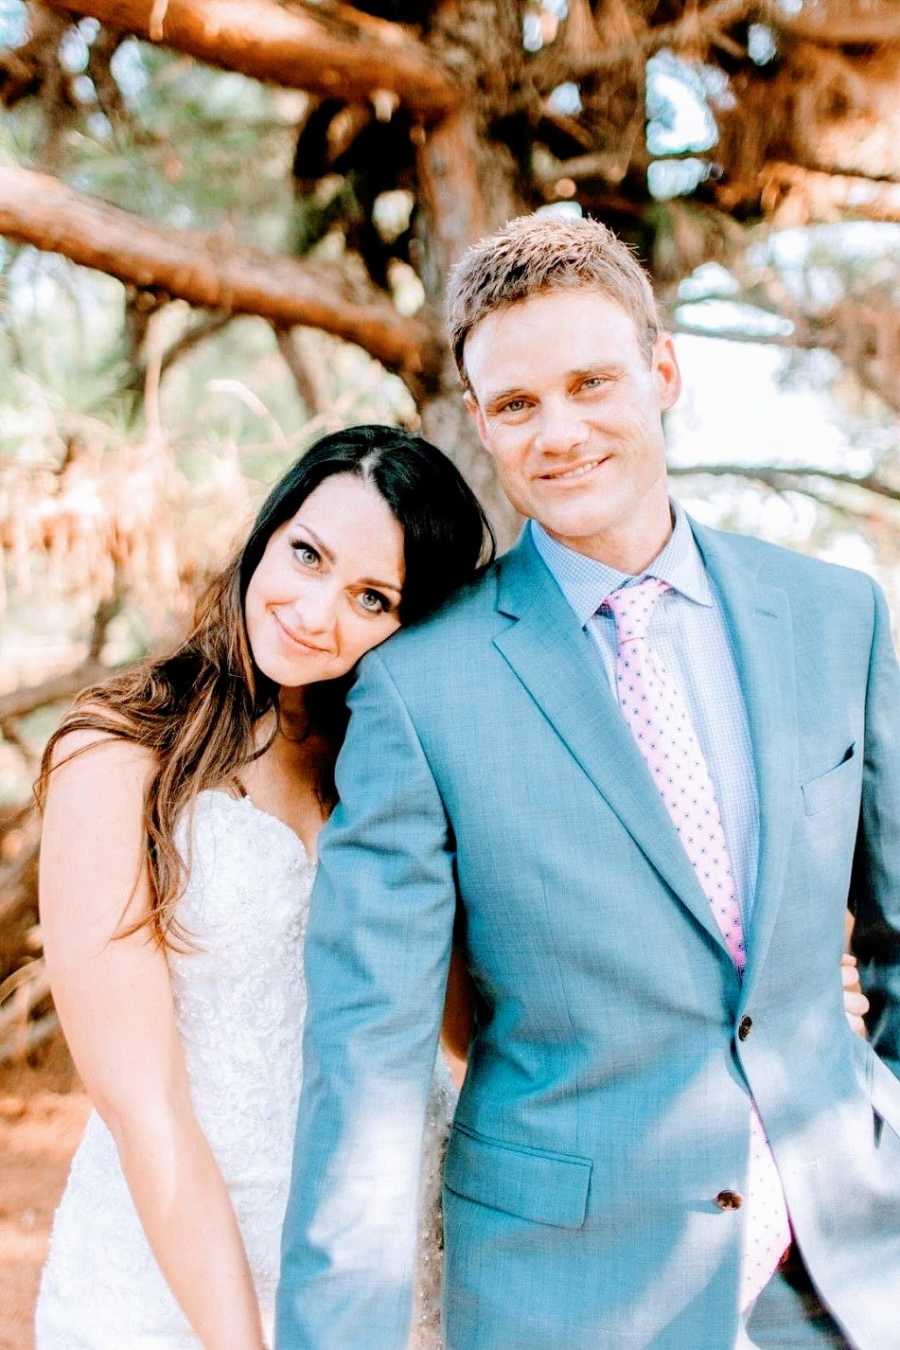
[289,583,336,635]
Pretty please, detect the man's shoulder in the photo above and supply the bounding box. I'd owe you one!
[698,520,875,605]
[367,561,501,677]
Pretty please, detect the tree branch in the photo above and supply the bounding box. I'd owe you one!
[273,325,323,415]
[0,657,117,722]
[673,311,900,416]
[41,0,459,118]
[775,3,900,48]
[0,166,440,379]
[159,311,233,379]
[533,0,758,88]
[0,1011,59,1067]
[672,315,828,351]
[539,0,900,90]
[774,156,900,189]
[669,462,900,504]
[0,718,36,767]
[0,4,70,107]
[758,161,900,225]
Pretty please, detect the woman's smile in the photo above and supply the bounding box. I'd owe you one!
[272,609,331,656]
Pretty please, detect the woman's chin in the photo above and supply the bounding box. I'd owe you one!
[254,650,314,690]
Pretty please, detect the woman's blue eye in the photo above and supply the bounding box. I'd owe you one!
[292,541,319,566]
[359,590,388,614]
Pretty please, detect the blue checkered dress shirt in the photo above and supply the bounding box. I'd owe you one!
[531,503,760,923]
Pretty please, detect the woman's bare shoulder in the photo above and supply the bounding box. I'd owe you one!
[46,709,156,794]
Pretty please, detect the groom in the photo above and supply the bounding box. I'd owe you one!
[277,215,900,1347]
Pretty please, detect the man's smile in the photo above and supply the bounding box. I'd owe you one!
[538,456,610,483]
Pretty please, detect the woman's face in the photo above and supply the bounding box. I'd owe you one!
[245,472,405,689]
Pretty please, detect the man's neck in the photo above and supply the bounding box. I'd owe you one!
[542,502,675,577]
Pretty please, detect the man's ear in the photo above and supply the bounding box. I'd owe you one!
[463,389,491,452]
[652,332,682,412]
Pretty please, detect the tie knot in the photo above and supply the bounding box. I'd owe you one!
[602,576,670,643]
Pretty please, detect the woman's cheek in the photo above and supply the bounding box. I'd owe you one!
[350,614,399,666]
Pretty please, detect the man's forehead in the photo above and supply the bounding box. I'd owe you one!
[467,290,635,354]
[466,300,637,395]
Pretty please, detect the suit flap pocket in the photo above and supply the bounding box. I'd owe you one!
[801,743,856,816]
[443,1123,591,1229]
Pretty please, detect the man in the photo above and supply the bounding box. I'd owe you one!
[277,215,900,1347]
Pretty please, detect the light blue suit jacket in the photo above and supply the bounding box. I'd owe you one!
[277,522,900,1349]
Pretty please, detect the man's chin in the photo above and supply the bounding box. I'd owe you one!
[529,496,618,545]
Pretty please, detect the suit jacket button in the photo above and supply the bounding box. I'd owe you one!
[715,1189,743,1211]
[738,1016,753,1041]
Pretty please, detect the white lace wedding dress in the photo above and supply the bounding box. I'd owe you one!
[35,790,456,1349]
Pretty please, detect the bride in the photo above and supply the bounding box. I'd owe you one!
[34,422,868,1349]
[34,425,492,1349]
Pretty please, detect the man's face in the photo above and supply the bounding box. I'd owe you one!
[463,288,681,555]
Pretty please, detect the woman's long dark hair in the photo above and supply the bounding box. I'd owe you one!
[36,426,495,946]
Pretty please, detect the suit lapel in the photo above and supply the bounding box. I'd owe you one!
[691,523,799,993]
[493,532,733,957]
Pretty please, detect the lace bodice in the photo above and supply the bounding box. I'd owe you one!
[36,790,453,1348]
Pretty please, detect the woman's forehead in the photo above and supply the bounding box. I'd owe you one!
[289,475,405,583]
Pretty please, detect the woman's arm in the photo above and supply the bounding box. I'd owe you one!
[843,910,870,1037]
[440,946,474,1090]
[40,731,266,1350]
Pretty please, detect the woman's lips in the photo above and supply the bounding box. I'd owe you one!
[273,610,329,655]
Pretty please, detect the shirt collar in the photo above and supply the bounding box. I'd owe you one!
[530,500,713,628]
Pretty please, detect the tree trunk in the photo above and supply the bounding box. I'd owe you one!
[414,3,530,545]
[417,113,525,542]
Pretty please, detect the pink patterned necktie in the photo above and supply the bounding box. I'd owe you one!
[602,577,790,1311]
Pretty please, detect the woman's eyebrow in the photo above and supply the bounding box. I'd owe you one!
[360,576,402,596]
[296,522,402,595]
[295,523,335,563]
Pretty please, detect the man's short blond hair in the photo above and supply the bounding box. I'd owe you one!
[447,213,661,387]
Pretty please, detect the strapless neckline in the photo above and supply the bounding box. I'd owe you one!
[194,787,317,866]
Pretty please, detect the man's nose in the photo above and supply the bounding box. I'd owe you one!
[534,399,588,456]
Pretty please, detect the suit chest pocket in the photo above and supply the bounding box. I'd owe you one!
[800,742,856,816]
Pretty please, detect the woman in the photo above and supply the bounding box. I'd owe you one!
[34,426,491,1349]
[34,424,868,1348]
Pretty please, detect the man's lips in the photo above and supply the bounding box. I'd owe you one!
[538,456,610,483]
[273,610,330,655]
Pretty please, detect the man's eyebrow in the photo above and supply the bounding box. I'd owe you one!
[485,364,623,408]
[484,385,530,409]
[568,363,621,379]
[295,522,402,595]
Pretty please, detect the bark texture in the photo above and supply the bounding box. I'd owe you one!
[43,0,459,116]
[0,166,440,380]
